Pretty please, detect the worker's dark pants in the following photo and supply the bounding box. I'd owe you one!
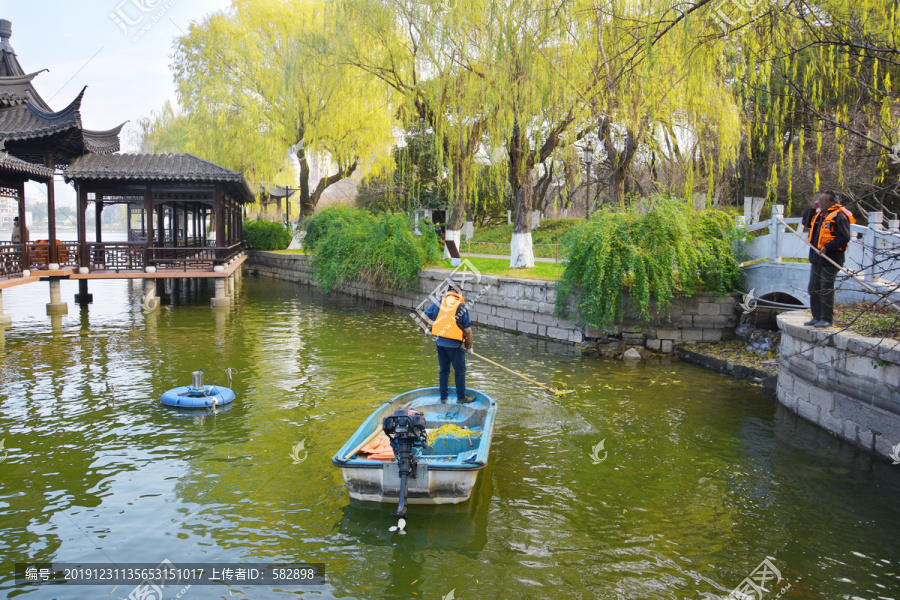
[808,260,841,323]
[437,345,466,400]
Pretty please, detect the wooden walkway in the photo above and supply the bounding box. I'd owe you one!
[0,254,246,290]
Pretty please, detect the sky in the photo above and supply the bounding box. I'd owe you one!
[3,0,233,205]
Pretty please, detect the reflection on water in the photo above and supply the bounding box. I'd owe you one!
[0,272,898,599]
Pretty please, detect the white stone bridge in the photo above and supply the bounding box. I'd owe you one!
[739,205,900,307]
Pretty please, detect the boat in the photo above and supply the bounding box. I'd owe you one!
[160,370,235,409]
[332,387,498,513]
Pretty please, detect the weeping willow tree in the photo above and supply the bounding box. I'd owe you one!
[142,0,397,216]
[337,0,502,257]
[686,0,900,214]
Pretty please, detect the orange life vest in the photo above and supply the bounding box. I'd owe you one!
[431,291,465,341]
[808,204,855,251]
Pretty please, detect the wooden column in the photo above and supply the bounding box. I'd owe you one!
[17,180,27,268]
[95,196,103,244]
[237,201,243,246]
[156,203,165,247]
[215,187,225,249]
[144,184,154,266]
[77,186,88,268]
[44,152,57,264]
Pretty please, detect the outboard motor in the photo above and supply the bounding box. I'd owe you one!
[383,409,427,519]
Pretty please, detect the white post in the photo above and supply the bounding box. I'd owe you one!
[888,220,899,233]
[211,277,231,308]
[0,290,11,326]
[46,278,68,315]
[771,205,784,263]
[507,210,512,225]
[864,212,882,282]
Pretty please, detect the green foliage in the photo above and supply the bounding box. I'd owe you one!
[356,119,450,213]
[556,198,743,328]
[469,219,581,245]
[301,207,441,292]
[243,219,293,251]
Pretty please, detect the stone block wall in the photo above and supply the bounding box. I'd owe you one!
[777,311,900,460]
[246,251,737,350]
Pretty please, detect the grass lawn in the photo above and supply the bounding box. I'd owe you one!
[465,218,580,259]
[429,257,564,281]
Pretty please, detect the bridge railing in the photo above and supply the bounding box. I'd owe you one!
[738,205,900,284]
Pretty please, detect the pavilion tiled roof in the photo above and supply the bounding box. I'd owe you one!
[0,72,52,110]
[65,153,254,202]
[0,20,122,158]
[253,183,296,199]
[0,151,53,179]
[0,88,82,141]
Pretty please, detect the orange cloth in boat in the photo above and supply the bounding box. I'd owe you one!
[358,436,395,461]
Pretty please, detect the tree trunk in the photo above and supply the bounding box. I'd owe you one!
[443,158,469,259]
[601,119,637,207]
[510,167,535,268]
[464,202,475,241]
[296,145,357,218]
[509,122,535,268]
[609,169,626,207]
[508,120,537,268]
[296,146,312,218]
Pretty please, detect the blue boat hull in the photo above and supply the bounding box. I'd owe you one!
[332,387,498,504]
[160,385,235,408]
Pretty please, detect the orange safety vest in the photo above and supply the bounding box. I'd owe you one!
[808,204,855,251]
[431,291,465,341]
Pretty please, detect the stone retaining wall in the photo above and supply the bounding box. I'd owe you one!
[674,346,777,390]
[777,311,900,460]
[246,251,738,350]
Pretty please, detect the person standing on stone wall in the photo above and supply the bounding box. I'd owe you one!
[801,190,854,328]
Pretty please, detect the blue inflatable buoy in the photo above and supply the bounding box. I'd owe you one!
[160,385,235,408]
[160,370,235,408]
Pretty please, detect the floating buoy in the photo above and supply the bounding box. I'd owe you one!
[160,370,235,409]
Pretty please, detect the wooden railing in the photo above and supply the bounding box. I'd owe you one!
[147,242,242,271]
[1,241,242,276]
[0,243,25,279]
[86,243,146,272]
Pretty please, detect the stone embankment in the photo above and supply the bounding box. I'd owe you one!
[777,311,900,461]
[246,252,737,350]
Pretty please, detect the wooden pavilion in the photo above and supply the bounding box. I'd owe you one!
[0,18,122,271]
[65,153,251,273]
[255,184,296,222]
[0,18,254,317]
[0,151,52,279]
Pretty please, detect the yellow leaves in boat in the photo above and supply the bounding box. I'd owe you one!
[427,424,477,447]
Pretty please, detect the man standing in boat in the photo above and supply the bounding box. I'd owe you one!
[424,285,474,403]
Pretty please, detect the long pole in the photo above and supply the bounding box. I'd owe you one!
[471,351,573,396]
[778,217,900,312]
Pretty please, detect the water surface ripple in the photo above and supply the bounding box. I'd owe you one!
[0,275,897,599]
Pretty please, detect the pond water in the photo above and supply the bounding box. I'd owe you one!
[0,272,898,600]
